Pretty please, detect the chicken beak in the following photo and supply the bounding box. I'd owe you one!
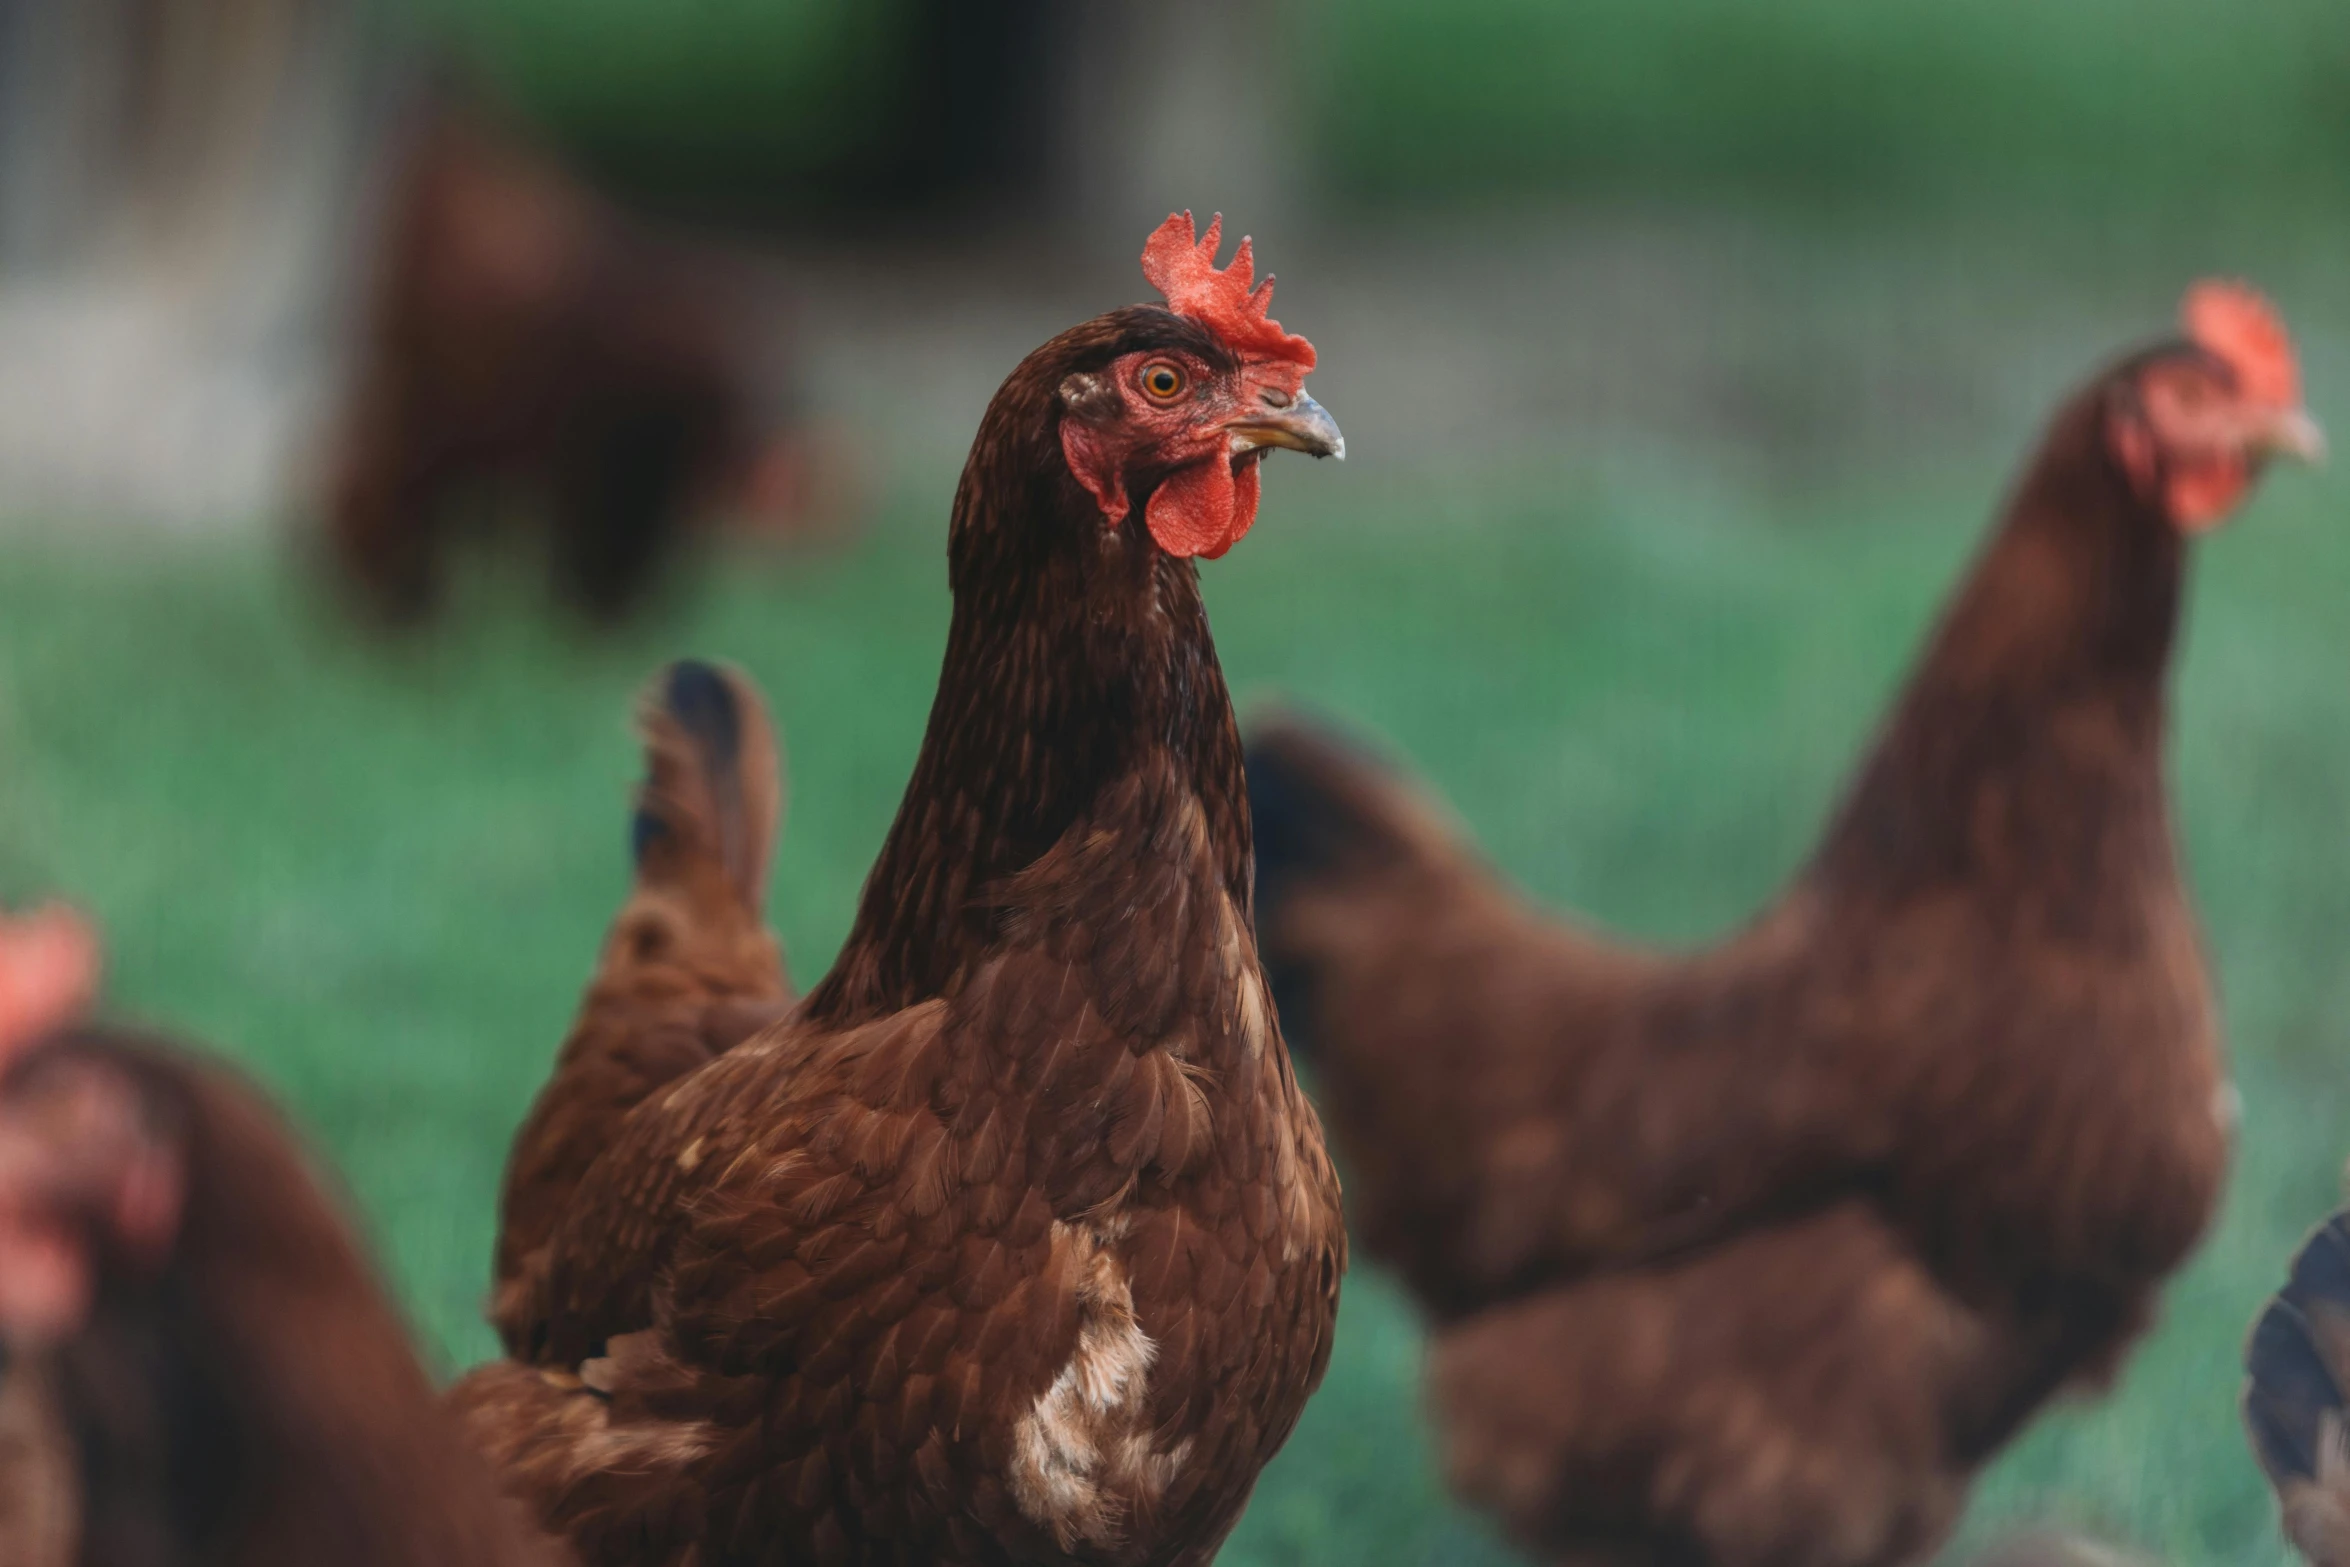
[2257,405,2327,466]
[1227,391,1346,462]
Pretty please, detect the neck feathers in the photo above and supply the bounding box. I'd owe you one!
[805,365,1251,1029]
[1812,388,2185,900]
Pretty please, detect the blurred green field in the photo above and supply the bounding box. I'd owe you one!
[1304,0,2350,209]
[2,424,2344,1563]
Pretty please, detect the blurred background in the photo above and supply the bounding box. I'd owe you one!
[1,0,2346,1560]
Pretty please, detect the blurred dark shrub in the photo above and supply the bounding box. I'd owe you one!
[402,0,1065,216]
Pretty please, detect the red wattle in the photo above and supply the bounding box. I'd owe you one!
[1146,459,1260,560]
[2166,458,2250,533]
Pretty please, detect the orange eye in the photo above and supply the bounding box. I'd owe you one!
[1139,362,1186,402]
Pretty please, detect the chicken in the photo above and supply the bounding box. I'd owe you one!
[325,107,815,628]
[2246,1203,2350,1567]
[490,659,794,1357]
[1244,282,2323,1567]
[449,213,1348,1566]
[0,913,564,1565]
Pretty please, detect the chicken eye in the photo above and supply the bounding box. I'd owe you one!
[1139,362,1187,402]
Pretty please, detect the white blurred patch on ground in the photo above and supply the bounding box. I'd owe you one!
[0,0,380,536]
[0,268,322,534]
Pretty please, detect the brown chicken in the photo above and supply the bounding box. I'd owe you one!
[1244,282,2323,1567]
[326,106,810,627]
[450,213,1349,1566]
[0,911,562,1565]
[2246,1200,2350,1567]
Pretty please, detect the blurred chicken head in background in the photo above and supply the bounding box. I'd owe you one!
[2108,280,2324,532]
[0,909,179,1347]
[1059,211,1343,561]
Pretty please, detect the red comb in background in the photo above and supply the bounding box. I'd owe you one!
[2183,280,2300,410]
[1142,212,1316,371]
[0,905,99,1060]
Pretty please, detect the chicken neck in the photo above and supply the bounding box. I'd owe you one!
[802,385,1252,1031]
[1807,387,2185,914]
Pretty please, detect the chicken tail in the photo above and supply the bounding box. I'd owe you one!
[2245,1209,2350,1567]
[1245,711,1482,1060]
[632,658,782,915]
[489,660,790,1358]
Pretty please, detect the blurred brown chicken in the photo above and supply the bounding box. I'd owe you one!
[326,107,821,628]
[449,214,1349,1565]
[1245,282,2324,1567]
[2246,1201,2350,1567]
[0,912,564,1566]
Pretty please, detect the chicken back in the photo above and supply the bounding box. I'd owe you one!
[1246,282,2322,1567]
[452,214,1349,1567]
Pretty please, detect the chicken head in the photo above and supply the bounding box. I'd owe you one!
[1060,211,1343,560]
[2108,280,2324,532]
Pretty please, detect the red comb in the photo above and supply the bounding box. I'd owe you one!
[1141,212,1316,371]
[2182,279,2300,409]
[0,905,98,1061]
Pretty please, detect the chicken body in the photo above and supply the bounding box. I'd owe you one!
[327,108,788,627]
[455,274,1347,1564]
[0,1027,565,1567]
[1246,306,2319,1566]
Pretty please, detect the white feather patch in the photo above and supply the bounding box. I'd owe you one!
[1008,1221,1183,1548]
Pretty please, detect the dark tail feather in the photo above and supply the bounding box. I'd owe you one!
[2292,1214,2350,1308]
[2249,1297,2339,1488]
[2247,1211,2350,1565]
[630,659,782,914]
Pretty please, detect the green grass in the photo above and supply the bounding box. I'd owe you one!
[1304,0,2350,211]
[2,436,2345,1564]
